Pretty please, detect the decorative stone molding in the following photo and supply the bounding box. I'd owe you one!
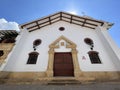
[49,35,77,48]
[47,35,81,79]
[61,42,64,46]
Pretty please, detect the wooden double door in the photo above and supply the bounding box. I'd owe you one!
[53,52,74,77]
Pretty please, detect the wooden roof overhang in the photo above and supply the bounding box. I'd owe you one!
[20,12,113,32]
[0,30,18,43]
[0,30,18,37]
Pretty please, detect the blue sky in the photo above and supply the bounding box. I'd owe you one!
[0,0,120,47]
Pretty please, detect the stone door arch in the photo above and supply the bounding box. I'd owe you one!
[46,35,81,78]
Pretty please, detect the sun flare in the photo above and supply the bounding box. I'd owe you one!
[68,11,78,15]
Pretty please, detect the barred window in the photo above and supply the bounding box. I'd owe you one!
[88,51,101,64]
[27,52,39,64]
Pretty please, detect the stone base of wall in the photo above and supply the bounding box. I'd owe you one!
[0,71,120,83]
[0,71,46,80]
[81,72,120,81]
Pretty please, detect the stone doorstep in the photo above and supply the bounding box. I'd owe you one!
[36,77,96,85]
[47,81,81,85]
[47,77,80,85]
[0,78,120,85]
[0,76,97,85]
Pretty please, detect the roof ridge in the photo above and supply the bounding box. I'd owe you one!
[20,11,113,32]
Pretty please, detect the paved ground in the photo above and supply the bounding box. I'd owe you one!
[0,82,120,90]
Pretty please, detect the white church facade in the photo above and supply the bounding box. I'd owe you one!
[0,12,120,81]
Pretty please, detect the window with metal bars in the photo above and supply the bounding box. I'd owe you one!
[27,52,39,64]
[88,51,101,64]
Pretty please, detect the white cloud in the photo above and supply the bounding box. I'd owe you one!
[0,18,20,31]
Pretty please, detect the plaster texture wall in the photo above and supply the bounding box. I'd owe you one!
[2,21,120,72]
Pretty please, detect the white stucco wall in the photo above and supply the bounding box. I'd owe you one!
[95,26,120,70]
[2,21,120,72]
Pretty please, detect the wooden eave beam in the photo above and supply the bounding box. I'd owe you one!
[29,20,60,32]
[49,17,51,24]
[28,15,96,31]
[27,16,60,30]
[21,12,60,28]
[62,19,95,29]
[29,19,61,32]
[82,19,87,27]
[62,15,98,26]
[22,12,106,31]
[36,21,40,29]
[70,15,73,23]
[60,12,62,20]
[62,12,104,25]
[71,22,95,29]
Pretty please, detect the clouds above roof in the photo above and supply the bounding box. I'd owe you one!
[0,18,20,31]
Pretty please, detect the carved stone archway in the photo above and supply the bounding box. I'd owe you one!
[46,35,81,78]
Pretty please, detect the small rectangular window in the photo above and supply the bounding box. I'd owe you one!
[88,51,101,64]
[27,52,39,64]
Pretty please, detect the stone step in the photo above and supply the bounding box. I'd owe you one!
[52,77,75,80]
[48,80,81,85]
[47,77,95,85]
[52,77,95,81]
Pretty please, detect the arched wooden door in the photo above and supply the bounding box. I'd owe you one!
[53,52,74,76]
